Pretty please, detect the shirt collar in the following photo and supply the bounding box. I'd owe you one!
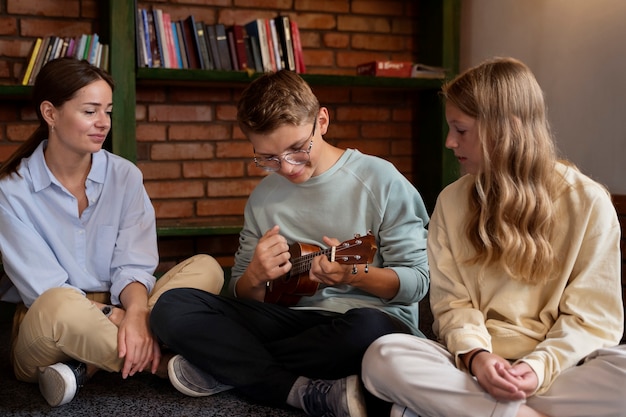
[28,140,107,192]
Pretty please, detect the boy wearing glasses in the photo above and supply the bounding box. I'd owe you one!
[150,70,430,417]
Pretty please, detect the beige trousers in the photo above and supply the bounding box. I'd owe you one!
[11,254,224,382]
[362,334,626,417]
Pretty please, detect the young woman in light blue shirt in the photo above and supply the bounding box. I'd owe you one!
[0,57,224,407]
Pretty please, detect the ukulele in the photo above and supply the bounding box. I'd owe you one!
[264,232,377,306]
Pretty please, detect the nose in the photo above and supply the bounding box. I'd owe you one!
[96,111,111,129]
[445,132,457,150]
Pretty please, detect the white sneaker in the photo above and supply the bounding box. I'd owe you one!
[38,361,87,407]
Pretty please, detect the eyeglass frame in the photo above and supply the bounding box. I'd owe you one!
[253,122,316,172]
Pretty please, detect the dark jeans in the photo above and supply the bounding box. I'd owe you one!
[150,288,409,407]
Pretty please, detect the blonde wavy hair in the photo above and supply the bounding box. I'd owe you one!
[442,57,560,284]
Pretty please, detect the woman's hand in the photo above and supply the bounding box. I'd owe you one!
[470,351,536,402]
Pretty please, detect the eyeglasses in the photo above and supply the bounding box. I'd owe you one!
[254,122,316,172]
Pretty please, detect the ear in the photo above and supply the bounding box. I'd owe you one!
[40,101,56,127]
[317,107,330,136]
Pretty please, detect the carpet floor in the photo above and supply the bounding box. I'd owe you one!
[0,303,306,417]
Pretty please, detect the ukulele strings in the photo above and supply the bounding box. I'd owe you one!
[290,242,363,275]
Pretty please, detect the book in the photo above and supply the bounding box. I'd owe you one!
[174,21,188,69]
[146,12,161,67]
[28,36,51,84]
[136,7,148,67]
[21,37,42,85]
[181,16,201,69]
[215,24,232,71]
[87,33,99,64]
[228,24,248,71]
[356,61,413,77]
[410,63,446,79]
[274,16,295,72]
[205,24,222,70]
[269,19,283,71]
[264,19,277,71]
[140,8,153,67]
[226,29,239,70]
[162,12,178,68]
[194,20,213,70]
[290,20,305,74]
[246,34,263,72]
[245,19,271,72]
[153,9,169,68]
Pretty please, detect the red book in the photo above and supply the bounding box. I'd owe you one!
[228,25,248,71]
[356,61,413,77]
[290,20,305,74]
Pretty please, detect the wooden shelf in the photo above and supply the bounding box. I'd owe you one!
[136,68,444,90]
[0,85,32,100]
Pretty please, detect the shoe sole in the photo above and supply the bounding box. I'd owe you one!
[345,375,368,417]
[38,363,77,407]
[167,356,233,397]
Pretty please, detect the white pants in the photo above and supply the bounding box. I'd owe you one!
[362,334,626,417]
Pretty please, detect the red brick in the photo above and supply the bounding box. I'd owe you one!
[387,155,412,175]
[197,198,247,216]
[336,139,390,157]
[145,180,205,199]
[169,124,230,141]
[362,123,411,139]
[299,30,321,49]
[337,15,391,33]
[215,141,253,158]
[0,39,35,58]
[135,105,147,122]
[8,0,79,17]
[323,33,349,49]
[169,88,232,103]
[152,200,196,219]
[151,143,215,160]
[229,0,292,10]
[294,13,337,31]
[393,108,412,122]
[0,18,17,36]
[20,19,92,38]
[149,105,213,122]
[7,123,36,141]
[351,34,406,51]
[0,144,19,162]
[137,162,182,180]
[215,104,238,122]
[295,0,350,13]
[390,139,412,156]
[207,179,260,197]
[326,122,359,140]
[351,1,404,16]
[157,237,195,258]
[136,123,167,142]
[336,106,391,122]
[336,51,389,68]
[183,160,245,178]
[136,88,167,103]
[303,50,335,68]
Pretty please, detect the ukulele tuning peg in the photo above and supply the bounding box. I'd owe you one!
[364,264,369,273]
[351,265,358,274]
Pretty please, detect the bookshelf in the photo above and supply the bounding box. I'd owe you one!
[0,0,460,212]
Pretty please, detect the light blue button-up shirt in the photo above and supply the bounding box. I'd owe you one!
[0,141,158,307]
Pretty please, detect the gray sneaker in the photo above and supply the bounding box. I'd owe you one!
[167,354,233,397]
[38,360,87,407]
[300,375,367,417]
[390,404,421,417]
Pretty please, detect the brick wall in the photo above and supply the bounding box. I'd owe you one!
[0,0,420,269]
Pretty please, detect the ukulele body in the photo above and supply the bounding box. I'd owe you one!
[264,242,320,306]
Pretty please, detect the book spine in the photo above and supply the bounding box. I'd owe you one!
[21,37,42,85]
[227,29,239,70]
[174,21,188,69]
[246,20,271,72]
[269,19,283,71]
[141,9,153,67]
[182,16,201,69]
[147,11,161,68]
[162,13,178,68]
[215,24,232,71]
[290,20,305,74]
[230,25,249,71]
[264,19,277,71]
[153,9,169,68]
[88,33,99,64]
[205,24,222,70]
[194,21,213,70]
[274,16,295,71]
